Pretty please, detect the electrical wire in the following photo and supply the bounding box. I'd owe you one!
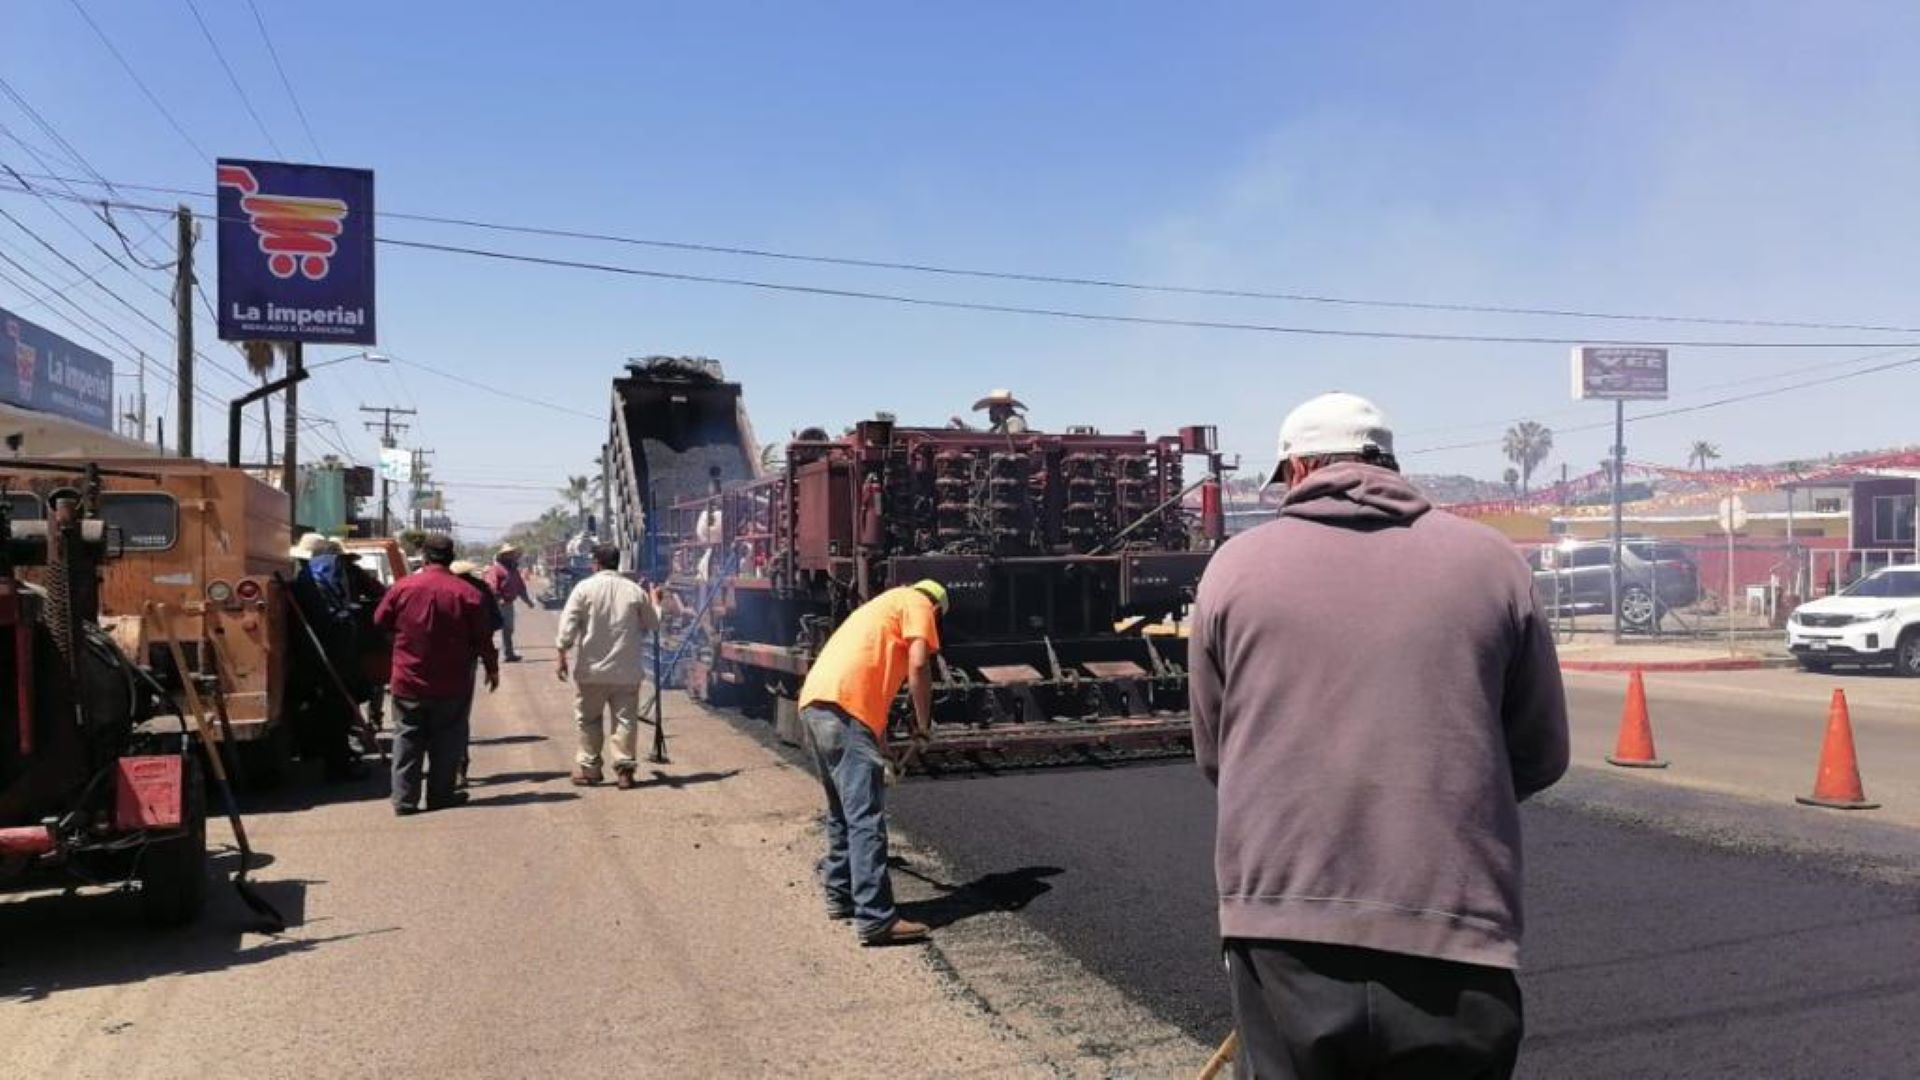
[1402,353,1920,455]
[1398,347,1913,438]
[183,0,285,157]
[376,235,1920,350]
[65,0,209,160]
[384,354,602,420]
[6,170,1918,337]
[243,0,324,161]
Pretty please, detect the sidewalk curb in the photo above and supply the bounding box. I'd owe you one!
[1560,656,1798,673]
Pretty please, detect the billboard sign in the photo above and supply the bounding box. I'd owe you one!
[1572,346,1669,401]
[2,306,115,429]
[378,446,411,482]
[217,159,375,345]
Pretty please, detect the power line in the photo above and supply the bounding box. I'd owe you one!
[385,355,602,420]
[7,170,1919,337]
[0,78,123,194]
[378,234,1920,350]
[1402,354,1920,455]
[0,87,351,450]
[243,0,324,161]
[0,202,251,391]
[183,0,285,156]
[65,0,209,160]
[1397,347,1913,438]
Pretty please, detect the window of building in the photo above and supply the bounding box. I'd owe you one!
[1871,494,1917,544]
[1813,497,1843,514]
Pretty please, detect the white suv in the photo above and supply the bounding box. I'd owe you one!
[1787,565,1920,675]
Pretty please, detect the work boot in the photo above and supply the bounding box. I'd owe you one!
[572,765,604,787]
[860,919,930,947]
[614,767,637,790]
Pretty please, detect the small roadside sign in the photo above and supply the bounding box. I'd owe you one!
[1718,495,1749,533]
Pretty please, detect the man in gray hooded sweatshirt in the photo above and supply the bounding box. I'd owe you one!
[1192,392,1568,1079]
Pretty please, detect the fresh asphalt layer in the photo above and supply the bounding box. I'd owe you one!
[888,757,1920,1079]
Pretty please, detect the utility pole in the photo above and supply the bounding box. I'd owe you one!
[410,448,435,531]
[281,343,302,521]
[361,404,415,537]
[1610,400,1625,644]
[173,205,194,457]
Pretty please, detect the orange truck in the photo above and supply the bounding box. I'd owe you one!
[1,458,303,781]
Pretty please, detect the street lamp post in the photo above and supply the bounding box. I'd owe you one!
[226,351,390,537]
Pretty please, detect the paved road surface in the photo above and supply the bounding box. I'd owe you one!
[891,681,1920,1078]
[3,611,1208,1079]
[1562,667,1920,825]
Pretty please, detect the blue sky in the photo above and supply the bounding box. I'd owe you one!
[8,1,1920,534]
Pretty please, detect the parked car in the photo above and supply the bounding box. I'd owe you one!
[1786,564,1920,675]
[1527,539,1701,632]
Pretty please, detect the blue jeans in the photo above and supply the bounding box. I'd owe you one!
[802,703,896,937]
[498,601,518,658]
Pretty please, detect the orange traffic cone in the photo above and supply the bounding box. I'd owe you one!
[1606,668,1668,768]
[1796,689,1879,810]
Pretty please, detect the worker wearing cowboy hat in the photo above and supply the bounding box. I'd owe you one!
[287,533,368,781]
[971,389,1029,434]
[795,579,948,947]
[447,559,505,789]
[483,543,536,662]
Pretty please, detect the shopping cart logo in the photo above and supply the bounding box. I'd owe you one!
[217,164,350,281]
[6,319,35,399]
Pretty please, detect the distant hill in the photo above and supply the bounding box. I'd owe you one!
[1409,474,1514,503]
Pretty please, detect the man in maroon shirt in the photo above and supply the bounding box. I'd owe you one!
[374,534,500,815]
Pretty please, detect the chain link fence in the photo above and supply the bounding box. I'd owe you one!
[1522,537,1916,643]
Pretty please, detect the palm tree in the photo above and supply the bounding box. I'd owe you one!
[1502,467,1521,497]
[559,475,591,526]
[1687,441,1721,471]
[1501,421,1554,495]
[241,340,289,462]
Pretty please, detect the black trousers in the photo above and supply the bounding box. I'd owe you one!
[1227,939,1523,1080]
[391,696,470,810]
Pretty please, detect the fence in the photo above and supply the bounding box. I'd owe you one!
[1517,536,1899,639]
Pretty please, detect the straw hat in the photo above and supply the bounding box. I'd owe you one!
[288,532,330,561]
[971,389,1027,412]
[450,559,480,576]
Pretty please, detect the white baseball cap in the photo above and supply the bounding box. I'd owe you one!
[1268,392,1394,485]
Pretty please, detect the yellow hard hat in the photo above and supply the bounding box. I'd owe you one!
[910,579,949,614]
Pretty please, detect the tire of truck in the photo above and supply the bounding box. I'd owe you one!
[140,752,209,928]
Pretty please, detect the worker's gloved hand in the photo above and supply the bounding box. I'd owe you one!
[484,669,500,693]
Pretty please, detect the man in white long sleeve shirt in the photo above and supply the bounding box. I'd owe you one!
[554,545,675,788]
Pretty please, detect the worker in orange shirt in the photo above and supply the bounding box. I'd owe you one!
[796,580,947,947]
